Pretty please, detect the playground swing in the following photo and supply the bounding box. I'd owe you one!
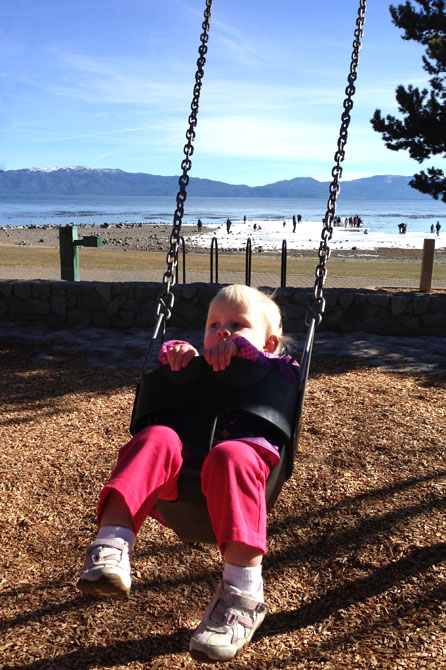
[130,0,367,544]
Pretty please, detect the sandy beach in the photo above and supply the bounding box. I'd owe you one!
[1,221,445,260]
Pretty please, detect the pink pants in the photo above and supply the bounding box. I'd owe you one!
[97,425,270,554]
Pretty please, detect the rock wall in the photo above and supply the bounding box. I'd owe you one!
[0,280,445,337]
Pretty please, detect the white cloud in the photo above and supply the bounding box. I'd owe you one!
[46,123,172,143]
[195,116,337,162]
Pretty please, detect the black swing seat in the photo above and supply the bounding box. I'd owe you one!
[130,356,301,543]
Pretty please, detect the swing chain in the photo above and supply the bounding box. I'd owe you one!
[306,0,366,326]
[157,0,213,335]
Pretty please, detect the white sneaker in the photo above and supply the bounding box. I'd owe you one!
[77,538,131,598]
[189,581,268,662]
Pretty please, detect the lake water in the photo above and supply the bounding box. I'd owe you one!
[1,194,445,236]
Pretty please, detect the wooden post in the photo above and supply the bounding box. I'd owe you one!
[419,238,436,292]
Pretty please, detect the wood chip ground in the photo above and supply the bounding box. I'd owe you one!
[1,337,445,669]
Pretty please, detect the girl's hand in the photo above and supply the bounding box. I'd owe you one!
[166,342,199,371]
[204,341,237,372]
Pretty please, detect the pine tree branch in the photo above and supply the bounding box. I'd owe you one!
[371,0,446,200]
[410,167,446,201]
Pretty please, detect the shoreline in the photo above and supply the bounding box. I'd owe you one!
[0,221,445,261]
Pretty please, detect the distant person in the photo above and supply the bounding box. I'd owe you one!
[297,214,302,224]
[226,218,232,234]
[436,221,441,237]
[197,219,203,233]
[243,215,247,224]
[292,215,297,233]
[283,221,286,228]
[431,224,435,234]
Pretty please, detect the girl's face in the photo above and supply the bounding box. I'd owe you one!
[204,300,277,353]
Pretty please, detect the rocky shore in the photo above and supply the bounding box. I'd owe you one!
[0,222,212,254]
[0,222,445,261]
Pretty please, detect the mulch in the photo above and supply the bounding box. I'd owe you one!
[1,338,446,669]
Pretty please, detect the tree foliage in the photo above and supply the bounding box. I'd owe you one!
[371,0,446,201]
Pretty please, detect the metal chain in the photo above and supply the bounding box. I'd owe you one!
[150,0,364,338]
[306,0,367,326]
[155,0,213,333]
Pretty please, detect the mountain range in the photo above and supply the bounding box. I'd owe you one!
[0,167,432,200]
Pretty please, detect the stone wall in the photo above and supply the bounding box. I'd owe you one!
[0,280,445,337]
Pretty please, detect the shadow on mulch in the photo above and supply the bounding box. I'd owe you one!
[3,633,191,670]
[4,543,446,670]
[2,338,445,427]
[2,333,446,670]
[0,340,135,427]
[309,355,446,388]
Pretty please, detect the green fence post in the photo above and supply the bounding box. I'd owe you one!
[75,235,103,249]
[59,225,80,281]
[59,225,102,281]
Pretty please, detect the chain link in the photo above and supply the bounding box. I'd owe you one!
[156,0,213,333]
[150,0,365,334]
[306,0,367,326]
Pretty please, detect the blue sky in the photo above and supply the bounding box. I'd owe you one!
[1,0,444,186]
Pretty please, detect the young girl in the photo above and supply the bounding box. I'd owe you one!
[77,284,299,662]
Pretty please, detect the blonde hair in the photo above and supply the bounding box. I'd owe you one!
[209,284,291,354]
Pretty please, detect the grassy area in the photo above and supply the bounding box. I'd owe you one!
[1,245,446,279]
